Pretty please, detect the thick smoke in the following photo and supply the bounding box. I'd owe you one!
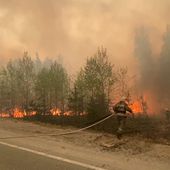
[135,26,170,112]
[0,0,170,111]
[134,27,155,90]
[0,0,170,72]
[157,26,170,105]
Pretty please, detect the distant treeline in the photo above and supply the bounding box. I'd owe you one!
[0,47,129,121]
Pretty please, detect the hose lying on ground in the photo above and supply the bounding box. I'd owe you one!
[0,113,115,140]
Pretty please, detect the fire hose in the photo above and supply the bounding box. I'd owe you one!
[0,113,114,140]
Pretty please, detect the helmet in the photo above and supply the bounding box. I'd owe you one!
[120,96,126,101]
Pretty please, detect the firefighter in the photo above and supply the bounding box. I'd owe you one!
[113,96,134,139]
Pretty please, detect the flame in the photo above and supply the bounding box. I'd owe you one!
[0,113,10,118]
[63,111,73,116]
[129,101,143,113]
[0,107,76,118]
[0,107,98,118]
[111,93,150,114]
[0,108,37,118]
[128,91,156,114]
[50,108,74,116]
[27,111,37,116]
[50,108,61,116]
[13,108,26,118]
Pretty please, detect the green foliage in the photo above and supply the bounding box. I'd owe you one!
[68,69,85,115]
[35,61,69,115]
[68,47,116,120]
[34,67,50,115]
[0,52,69,115]
[0,52,35,110]
[84,47,115,96]
[0,47,128,122]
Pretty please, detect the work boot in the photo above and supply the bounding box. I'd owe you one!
[117,133,122,140]
[117,128,123,140]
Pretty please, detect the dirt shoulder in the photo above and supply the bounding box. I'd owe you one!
[0,118,170,170]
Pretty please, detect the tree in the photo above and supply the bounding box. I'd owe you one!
[84,47,115,97]
[0,54,70,116]
[17,52,35,110]
[34,54,42,74]
[68,47,116,120]
[68,69,86,115]
[49,61,69,113]
[35,61,69,115]
[35,67,51,115]
[0,68,10,111]
[84,48,115,119]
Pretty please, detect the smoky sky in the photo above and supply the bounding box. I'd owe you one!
[134,26,170,111]
[0,0,170,112]
[0,0,170,72]
[157,27,170,104]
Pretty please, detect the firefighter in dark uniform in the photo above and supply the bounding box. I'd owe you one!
[113,97,134,139]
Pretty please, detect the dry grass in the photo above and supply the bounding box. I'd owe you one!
[23,114,170,144]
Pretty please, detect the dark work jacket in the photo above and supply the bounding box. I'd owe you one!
[113,101,132,114]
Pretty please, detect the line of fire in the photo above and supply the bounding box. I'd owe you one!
[0,99,146,119]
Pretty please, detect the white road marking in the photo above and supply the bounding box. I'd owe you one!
[0,141,106,170]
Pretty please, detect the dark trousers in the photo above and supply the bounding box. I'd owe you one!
[117,115,127,134]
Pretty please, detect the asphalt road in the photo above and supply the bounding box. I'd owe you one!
[0,143,92,170]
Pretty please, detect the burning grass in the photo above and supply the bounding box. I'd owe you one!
[0,108,36,118]
[0,107,86,118]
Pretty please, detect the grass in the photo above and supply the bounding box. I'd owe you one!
[22,114,170,144]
